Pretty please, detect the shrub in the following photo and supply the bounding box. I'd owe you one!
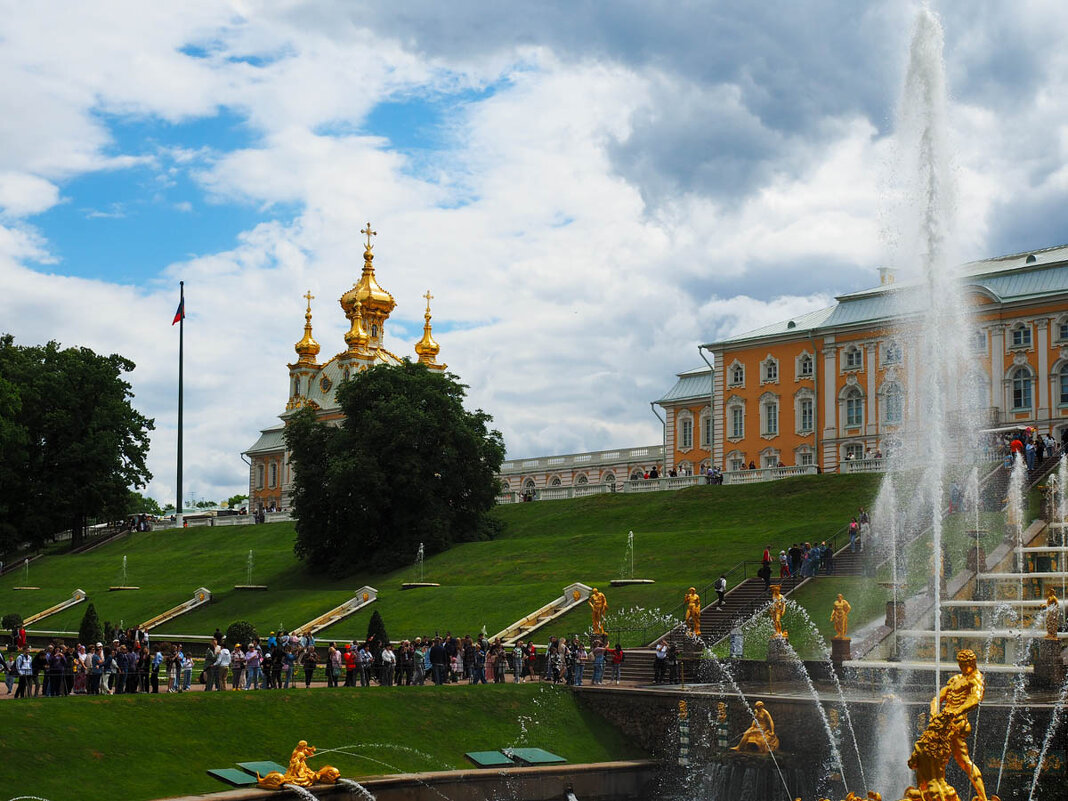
[366,609,389,647]
[78,603,103,645]
[226,620,257,648]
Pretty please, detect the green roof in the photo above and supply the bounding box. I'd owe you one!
[656,367,713,403]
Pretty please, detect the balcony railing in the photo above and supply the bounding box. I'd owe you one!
[721,465,818,484]
[841,458,886,474]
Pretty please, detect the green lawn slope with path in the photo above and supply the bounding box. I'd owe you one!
[0,684,640,801]
[1,474,880,645]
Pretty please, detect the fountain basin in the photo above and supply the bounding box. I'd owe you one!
[108,585,140,591]
[400,582,441,590]
[610,578,656,586]
[233,584,269,590]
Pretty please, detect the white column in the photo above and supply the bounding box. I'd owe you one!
[990,325,1005,415]
[822,340,837,470]
[1037,318,1050,426]
[866,342,878,437]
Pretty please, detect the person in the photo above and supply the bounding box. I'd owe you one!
[572,641,586,686]
[245,644,261,690]
[762,545,771,565]
[181,649,194,691]
[150,645,163,693]
[359,644,374,687]
[654,639,668,684]
[849,517,860,552]
[758,561,772,591]
[611,643,624,684]
[429,638,447,685]
[512,642,525,683]
[591,640,605,685]
[470,643,486,684]
[231,644,245,692]
[778,550,790,579]
[14,645,32,698]
[326,643,340,688]
[203,642,217,691]
[301,646,317,688]
[714,574,727,609]
[380,644,396,686]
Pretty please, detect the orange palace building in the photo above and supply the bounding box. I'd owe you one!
[658,245,1068,476]
[243,225,445,512]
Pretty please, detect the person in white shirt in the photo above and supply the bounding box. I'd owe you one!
[14,646,33,698]
[380,645,396,687]
[654,640,668,684]
[216,645,231,691]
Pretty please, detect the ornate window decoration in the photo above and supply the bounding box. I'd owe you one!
[1010,365,1033,410]
[842,345,863,371]
[883,341,902,366]
[796,351,814,380]
[319,375,333,393]
[342,367,351,382]
[549,476,562,487]
[1010,323,1033,349]
[726,395,745,441]
[575,474,589,485]
[677,460,692,475]
[794,387,815,434]
[882,381,904,424]
[676,410,694,451]
[602,472,615,485]
[840,383,864,429]
[794,445,815,467]
[760,392,779,438]
[969,329,987,354]
[760,355,779,384]
[700,410,712,447]
[724,449,746,472]
[760,447,780,468]
[1056,316,1068,344]
[727,359,745,388]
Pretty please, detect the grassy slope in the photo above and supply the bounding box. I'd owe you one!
[0,684,640,800]
[0,474,880,642]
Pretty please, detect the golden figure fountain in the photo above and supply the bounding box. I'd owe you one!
[588,587,608,636]
[1044,587,1061,640]
[894,649,999,801]
[830,593,852,664]
[731,700,780,753]
[770,585,788,639]
[684,586,702,637]
[257,741,341,790]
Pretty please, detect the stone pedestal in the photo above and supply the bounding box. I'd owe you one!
[965,543,987,573]
[1033,638,1066,688]
[766,636,795,684]
[885,600,907,629]
[830,637,851,665]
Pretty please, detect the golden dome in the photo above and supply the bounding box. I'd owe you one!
[294,290,320,364]
[415,290,443,367]
[339,223,396,321]
[344,299,371,355]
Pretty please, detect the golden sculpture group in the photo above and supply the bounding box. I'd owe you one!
[257,741,340,790]
[685,587,702,637]
[731,700,780,752]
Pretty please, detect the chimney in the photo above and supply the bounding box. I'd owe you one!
[878,266,896,286]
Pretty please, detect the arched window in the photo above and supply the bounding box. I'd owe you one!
[269,462,278,487]
[549,476,562,487]
[1012,367,1032,410]
[728,361,745,387]
[844,387,864,427]
[1059,364,1068,406]
[523,478,536,490]
[575,474,588,485]
[256,464,265,489]
[371,324,378,339]
[884,383,904,424]
[343,367,351,382]
[677,412,693,449]
[761,395,779,436]
[797,353,813,379]
[761,356,779,383]
[602,472,615,485]
[630,471,643,481]
[292,376,301,396]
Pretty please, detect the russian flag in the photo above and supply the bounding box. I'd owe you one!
[172,297,185,325]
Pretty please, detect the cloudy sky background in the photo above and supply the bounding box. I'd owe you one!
[2,1,1067,505]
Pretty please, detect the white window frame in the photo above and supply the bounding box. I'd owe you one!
[796,351,814,380]
[842,386,864,429]
[760,447,780,469]
[269,462,278,488]
[700,410,712,448]
[761,355,779,385]
[1010,323,1033,349]
[725,449,746,472]
[761,397,779,438]
[677,411,694,451]
[970,329,988,354]
[795,387,815,434]
[842,345,863,372]
[726,397,745,441]
[256,464,265,489]
[795,446,814,467]
[1056,316,1068,344]
[843,442,865,461]
[727,360,745,388]
[1011,366,1033,411]
[1059,363,1068,406]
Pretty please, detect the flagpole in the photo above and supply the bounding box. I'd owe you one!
[176,281,184,529]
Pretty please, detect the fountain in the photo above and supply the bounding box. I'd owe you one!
[235,548,268,590]
[611,530,656,586]
[401,542,440,589]
[13,557,37,590]
[108,554,139,591]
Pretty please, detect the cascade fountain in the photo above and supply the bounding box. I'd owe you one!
[401,542,439,589]
[14,557,37,590]
[612,530,655,586]
[235,549,267,590]
[109,554,139,591]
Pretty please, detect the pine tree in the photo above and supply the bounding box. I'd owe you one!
[79,602,102,645]
[366,609,389,647]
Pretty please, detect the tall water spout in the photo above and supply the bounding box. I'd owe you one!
[620,530,635,580]
[415,542,424,582]
[122,555,128,586]
[246,550,254,586]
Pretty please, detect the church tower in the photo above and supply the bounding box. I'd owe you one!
[414,290,446,371]
[340,222,395,356]
[286,290,320,410]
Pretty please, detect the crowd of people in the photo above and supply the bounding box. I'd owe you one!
[0,626,628,698]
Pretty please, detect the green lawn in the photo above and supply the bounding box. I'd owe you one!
[1,474,880,643]
[0,683,641,800]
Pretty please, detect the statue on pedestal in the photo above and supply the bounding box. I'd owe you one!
[831,594,852,639]
[896,649,998,801]
[731,700,780,752]
[770,585,788,639]
[684,587,702,637]
[588,587,608,635]
[1045,587,1061,641]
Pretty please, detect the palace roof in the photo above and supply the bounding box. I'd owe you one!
[656,366,713,404]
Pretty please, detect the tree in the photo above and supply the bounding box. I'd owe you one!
[0,335,154,551]
[226,620,256,648]
[79,603,103,645]
[285,361,505,575]
[366,609,389,648]
[226,494,249,509]
[126,491,163,516]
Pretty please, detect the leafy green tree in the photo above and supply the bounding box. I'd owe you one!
[0,335,154,551]
[78,603,103,645]
[126,491,163,516]
[226,620,257,648]
[2,613,23,646]
[226,494,249,509]
[162,503,175,513]
[285,361,505,575]
[366,609,389,647]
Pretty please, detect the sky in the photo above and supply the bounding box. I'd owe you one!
[2,1,1068,506]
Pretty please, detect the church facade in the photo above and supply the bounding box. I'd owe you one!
[243,224,445,512]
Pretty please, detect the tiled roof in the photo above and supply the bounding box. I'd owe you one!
[711,305,835,346]
[244,425,285,456]
[657,368,713,403]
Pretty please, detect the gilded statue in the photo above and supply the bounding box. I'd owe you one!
[831,593,852,639]
[770,585,788,639]
[684,587,702,637]
[896,649,998,801]
[1045,587,1061,641]
[588,587,608,635]
[731,700,780,752]
[257,741,341,789]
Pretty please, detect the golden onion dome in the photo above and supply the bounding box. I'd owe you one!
[344,299,371,354]
[414,290,441,363]
[339,223,396,319]
[294,291,320,363]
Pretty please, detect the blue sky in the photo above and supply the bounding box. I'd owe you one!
[2,1,1067,505]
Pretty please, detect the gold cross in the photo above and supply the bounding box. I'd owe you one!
[361,222,376,249]
[423,289,433,313]
[303,290,315,312]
